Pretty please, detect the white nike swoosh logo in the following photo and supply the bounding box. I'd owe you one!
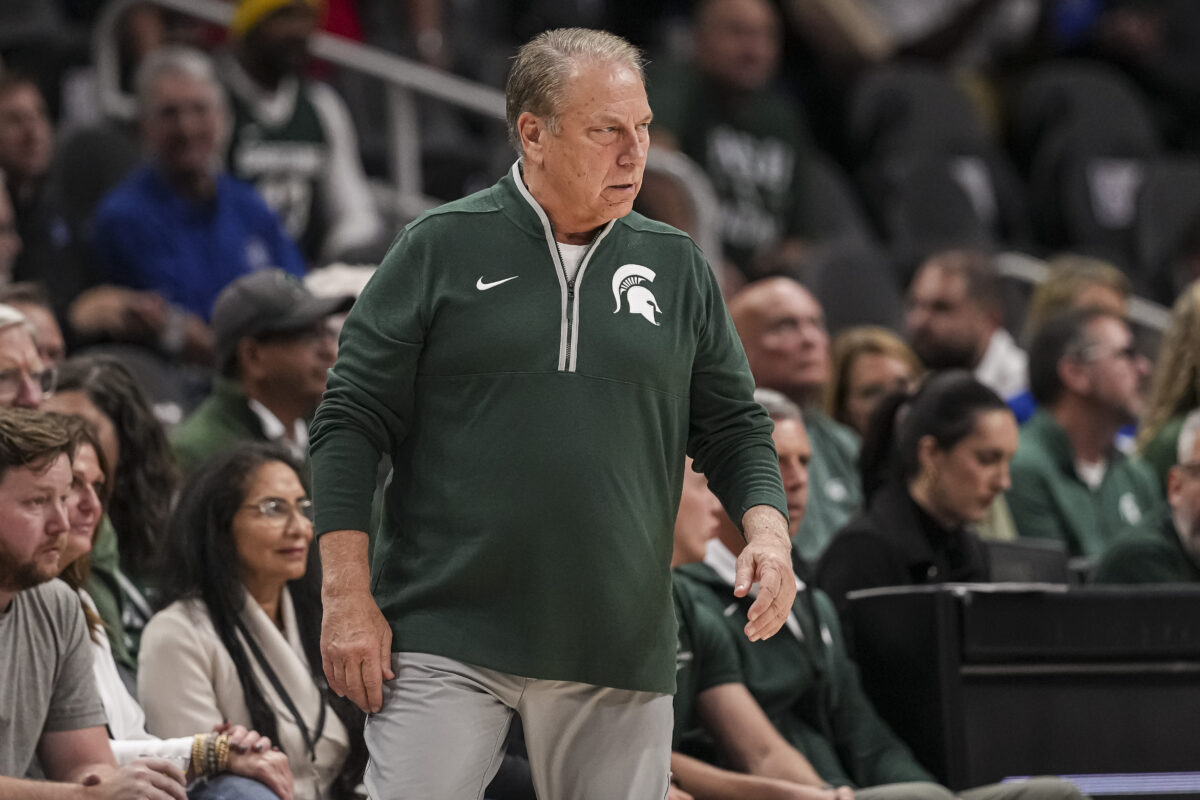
[476,275,519,291]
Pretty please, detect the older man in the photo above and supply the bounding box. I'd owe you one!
[91,45,304,362]
[676,391,1086,800]
[729,276,863,561]
[310,28,793,800]
[1096,409,1200,583]
[1009,308,1160,558]
[0,302,53,409]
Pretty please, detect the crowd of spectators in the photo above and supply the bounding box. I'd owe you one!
[4,0,1200,798]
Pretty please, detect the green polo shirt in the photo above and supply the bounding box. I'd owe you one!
[1008,411,1161,559]
[794,410,863,563]
[671,574,742,749]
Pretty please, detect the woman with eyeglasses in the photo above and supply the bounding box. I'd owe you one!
[138,443,367,800]
[55,418,294,799]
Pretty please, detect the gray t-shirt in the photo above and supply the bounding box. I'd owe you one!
[0,579,107,777]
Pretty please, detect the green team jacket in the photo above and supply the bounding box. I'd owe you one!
[1008,411,1162,559]
[309,163,787,694]
[673,563,933,788]
[1094,513,1200,584]
[171,378,268,476]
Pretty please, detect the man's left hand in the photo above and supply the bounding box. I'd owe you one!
[735,505,795,642]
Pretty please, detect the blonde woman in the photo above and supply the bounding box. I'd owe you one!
[825,326,924,436]
[1140,281,1200,490]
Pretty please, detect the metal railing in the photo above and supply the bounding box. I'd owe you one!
[92,0,726,263]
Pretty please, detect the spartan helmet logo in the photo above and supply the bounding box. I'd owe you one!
[612,264,661,326]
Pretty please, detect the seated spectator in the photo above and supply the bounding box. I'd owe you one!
[729,277,863,562]
[53,415,294,799]
[646,0,814,279]
[139,443,367,800]
[0,281,65,365]
[1096,409,1200,584]
[1022,254,1131,343]
[906,250,1028,405]
[1139,281,1200,491]
[1011,254,1131,423]
[1008,308,1161,559]
[91,45,306,364]
[826,326,923,437]
[220,0,384,264]
[172,269,351,475]
[816,372,1016,620]
[674,404,1082,800]
[44,355,179,667]
[0,301,54,409]
[0,407,187,799]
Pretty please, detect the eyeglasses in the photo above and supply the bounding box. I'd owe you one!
[0,366,56,403]
[240,497,314,523]
[1077,343,1140,364]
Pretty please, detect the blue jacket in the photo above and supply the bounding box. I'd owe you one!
[93,165,306,320]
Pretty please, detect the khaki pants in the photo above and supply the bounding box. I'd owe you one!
[364,652,673,800]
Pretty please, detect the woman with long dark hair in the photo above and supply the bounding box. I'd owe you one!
[815,371,1018,618]
[138,443,366,800]
[45,354,179,665]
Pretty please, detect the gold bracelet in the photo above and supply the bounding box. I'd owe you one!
[190,734,206,780]
[215,733,231,773]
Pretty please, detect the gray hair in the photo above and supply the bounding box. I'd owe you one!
[0,302,36,342]
[505,28,645,154]
[1178,408,1200,465]
[135,45,225,114]
[754,387,802,421]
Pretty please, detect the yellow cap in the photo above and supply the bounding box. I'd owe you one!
[230,0,323,39]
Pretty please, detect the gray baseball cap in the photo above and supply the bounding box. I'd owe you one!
[212,269,354,371]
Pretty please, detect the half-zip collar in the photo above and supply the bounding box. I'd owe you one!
[509,161,616,372]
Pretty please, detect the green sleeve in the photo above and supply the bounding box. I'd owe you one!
[84,516,133,671]
[815,590,936,787]
[686,252,788,528]
[309,227,428,536]
[1006,458,1069,546]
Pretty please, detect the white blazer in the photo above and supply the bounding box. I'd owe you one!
[139,587,350,800]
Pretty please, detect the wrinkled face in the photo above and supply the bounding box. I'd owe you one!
[922,409,1018,526]
[42,391,119,477]
[142,70,226,180]
[246,2,318,77]
[1169,427,1200,561]
[60,443,105,571]
[1073,316,1149,424]
[734,279,829,397]
[672,458,724,566]
[906,267,990,370]
[249,320,338,414]
[772,417,811,536]
[0,325,48,409]
[232,461,313,592]
[844,353,916,436]
[0,454,71,596]
[695,0,781,92]
[523,62,652,235]
[0,83,53,182]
